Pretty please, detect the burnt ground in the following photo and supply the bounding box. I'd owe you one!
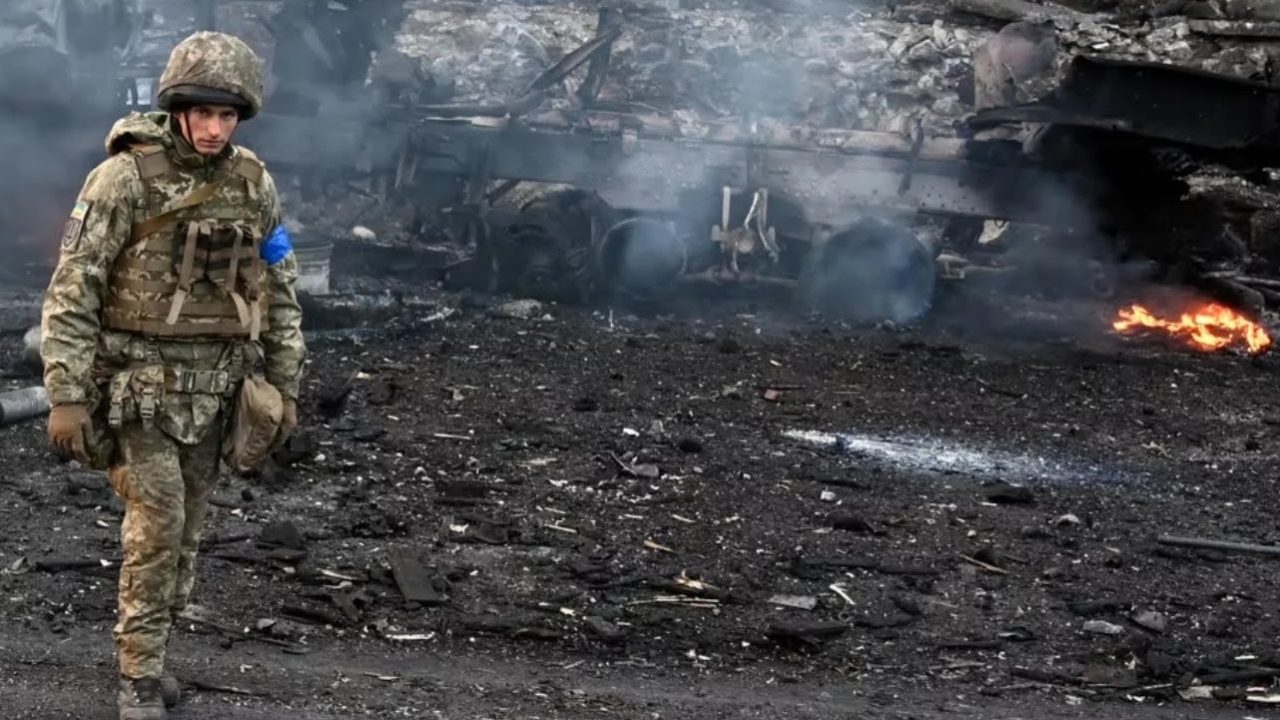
[2,281,1280,719]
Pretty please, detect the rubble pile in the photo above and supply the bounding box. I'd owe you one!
[395,0,1280,135]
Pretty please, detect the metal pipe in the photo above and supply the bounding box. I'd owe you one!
[679,268,797,289]
[1157,535,1280,557]
[0,386,51,426]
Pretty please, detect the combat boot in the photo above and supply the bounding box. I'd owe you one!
[118,676,166,720]
[159,673,180,708]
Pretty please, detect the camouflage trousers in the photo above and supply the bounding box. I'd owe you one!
[108,420,222,679]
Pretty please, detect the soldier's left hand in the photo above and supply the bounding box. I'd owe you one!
[281,398,298,437]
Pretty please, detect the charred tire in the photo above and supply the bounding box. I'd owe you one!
[598,218,686,301]
[799,217,935,324]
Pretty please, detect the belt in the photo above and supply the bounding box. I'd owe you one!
[164,368,239,395]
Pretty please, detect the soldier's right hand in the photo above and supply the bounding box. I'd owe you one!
[48,404,92,462]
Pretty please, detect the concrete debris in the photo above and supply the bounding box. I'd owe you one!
[1132,610,1168,633]
[491,299,546,320]
[394,0,1276,137]
[1082,619,1125,635]
[769,594,818,611]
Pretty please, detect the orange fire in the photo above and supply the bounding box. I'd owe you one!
[1112,303,1272,354]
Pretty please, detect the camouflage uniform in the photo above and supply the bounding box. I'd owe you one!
[40,32,305,690]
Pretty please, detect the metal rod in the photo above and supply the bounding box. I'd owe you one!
[576,7,620,108]
[1157,534,1280,557]
[0,386,51,426]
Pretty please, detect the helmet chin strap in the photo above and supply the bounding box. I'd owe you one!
[175,111,195,148]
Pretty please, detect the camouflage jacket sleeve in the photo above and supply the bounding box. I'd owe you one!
[257,168,307,400]
[41,155,142,406]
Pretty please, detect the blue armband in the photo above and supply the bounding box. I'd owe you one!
[261,224,293,266]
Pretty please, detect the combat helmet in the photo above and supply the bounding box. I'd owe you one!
[157,31,265,119]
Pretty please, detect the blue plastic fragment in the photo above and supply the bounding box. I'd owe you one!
[261,224,293,266]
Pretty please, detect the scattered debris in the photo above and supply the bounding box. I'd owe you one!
[1054,513,1082,527]
[257,521,307,552]
[1082,620,1125,636]
[769,594,818,611]
[828,583,856,607]
[1132,610,1168,634]
[984,482,1035,505]
[830,513,873,533]
[960,554,1009,575]
[766,621,848,644]
[491,299,545,320]
[1157,534,1280,558]
[643,539,675,554]
[189,679,265,698]
[385,632,435,642]
[387,551,444,605]
[582,616,626,643]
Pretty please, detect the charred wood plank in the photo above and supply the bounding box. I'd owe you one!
[32,558,111,573]
[388,550,444,604]
[280,603,347,627]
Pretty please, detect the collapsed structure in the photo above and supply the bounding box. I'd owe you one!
[7,0,1280,326]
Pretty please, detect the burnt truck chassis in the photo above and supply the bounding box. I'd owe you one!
[249,108,1083,311]
[246,48,1280,319]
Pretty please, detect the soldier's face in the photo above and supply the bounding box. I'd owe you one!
[176,105,240,156]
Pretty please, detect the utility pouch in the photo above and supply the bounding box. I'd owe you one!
[106,365,166,431]
[222,374,284,475]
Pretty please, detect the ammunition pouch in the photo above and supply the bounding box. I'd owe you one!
[107,365,168,431]
[222,374,284,475]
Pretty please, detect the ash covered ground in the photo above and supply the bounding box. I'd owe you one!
[2,271,1280,718]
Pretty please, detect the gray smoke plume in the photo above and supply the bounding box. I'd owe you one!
[0,0,134,277]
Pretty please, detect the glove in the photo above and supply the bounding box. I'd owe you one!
[281,398,298,438]
[48,404,91,462]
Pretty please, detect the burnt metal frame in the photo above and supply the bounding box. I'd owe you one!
[248,111,1082,229]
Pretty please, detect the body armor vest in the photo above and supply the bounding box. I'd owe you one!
[102,144,269,340]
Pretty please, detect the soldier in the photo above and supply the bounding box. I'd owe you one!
[40,31,305,720]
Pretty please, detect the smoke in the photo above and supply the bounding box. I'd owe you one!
[343,3,1141,334]
[800,216,937,324]
[0,0,136,279]
[599,217,686,301]
[27,0,1200,344]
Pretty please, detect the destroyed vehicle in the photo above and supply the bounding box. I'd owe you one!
[232,2,1280,325]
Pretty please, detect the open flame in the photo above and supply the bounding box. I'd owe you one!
[1112,303,1272,354]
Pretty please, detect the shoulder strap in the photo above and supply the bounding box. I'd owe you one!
[131,144,171,181]
[232,148,264,186]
